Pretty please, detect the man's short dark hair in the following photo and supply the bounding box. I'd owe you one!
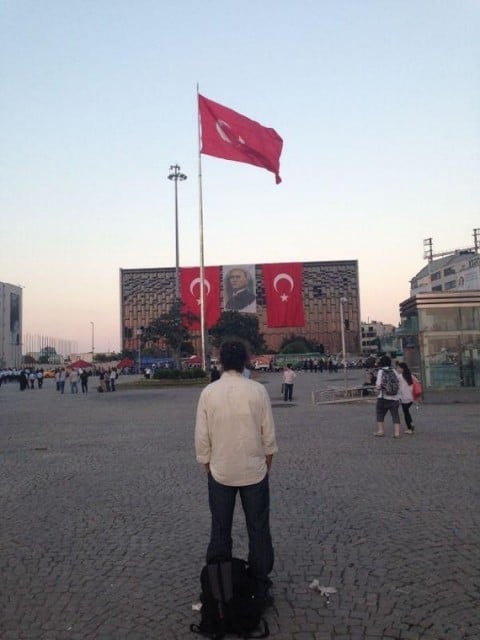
[220,340,248,373]
[379,355,391,367]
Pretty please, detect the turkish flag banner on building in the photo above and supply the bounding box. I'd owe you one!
[263,262,305,327]
[199,94,283,184]
[180,266,221,329]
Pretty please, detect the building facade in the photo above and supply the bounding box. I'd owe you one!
[0,281,23,368]
[120,260,361,357]
[411,231,480,295]
[360,321,396,354]
[398,291,480,389]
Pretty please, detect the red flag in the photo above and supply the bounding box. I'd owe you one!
[199,94,283,184]
[180,266,221,330]
[263,262,305,327]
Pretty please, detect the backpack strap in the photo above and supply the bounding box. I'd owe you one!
[219,561,233,602]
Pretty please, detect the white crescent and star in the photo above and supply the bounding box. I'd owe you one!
[273,273,294,302]
[189,277,211,305]
[215,119,245,148]
[188,273,294,304]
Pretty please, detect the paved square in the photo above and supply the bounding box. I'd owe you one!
[1,372,479,640]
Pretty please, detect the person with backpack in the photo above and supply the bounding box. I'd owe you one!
[195,339,278,611]
[374,354,402,438]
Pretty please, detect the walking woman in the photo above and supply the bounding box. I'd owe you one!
[396,362,415,434]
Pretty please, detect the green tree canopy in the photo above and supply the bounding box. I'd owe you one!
[279,334,324,354]
[144,300,196,361]
[209,311,266,354]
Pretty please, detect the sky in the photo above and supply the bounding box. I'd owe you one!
[1,0,479,354]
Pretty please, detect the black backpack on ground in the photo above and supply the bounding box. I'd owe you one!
[190,558,269,640]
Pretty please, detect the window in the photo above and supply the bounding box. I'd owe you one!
[432,285,443,291]
[431,271,441,281]
[444,280,456,290]
[443,267,456,276]
[460,307,480,331]
[420,308,459,331]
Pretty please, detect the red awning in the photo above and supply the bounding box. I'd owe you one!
[70,359,92,369]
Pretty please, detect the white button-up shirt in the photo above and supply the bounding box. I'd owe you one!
[195,370,278,487]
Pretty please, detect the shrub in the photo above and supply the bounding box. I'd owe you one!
[152,368,207,381]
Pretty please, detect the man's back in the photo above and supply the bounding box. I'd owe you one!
[195,371,277,486]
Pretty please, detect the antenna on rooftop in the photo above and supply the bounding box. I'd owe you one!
[423,238,433,262]
[423,228,480,261]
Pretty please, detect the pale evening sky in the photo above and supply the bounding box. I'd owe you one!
[1,0,479,353]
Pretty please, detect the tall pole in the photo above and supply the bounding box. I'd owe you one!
[340,298,347,388]
[90,321,94,363]
[168,164,187,300]
[196,85,207,371]
[136,328,142,375]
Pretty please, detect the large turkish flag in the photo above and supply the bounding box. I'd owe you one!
[199,94,283,184]
[180,266,221,329]
[263,262,305,327]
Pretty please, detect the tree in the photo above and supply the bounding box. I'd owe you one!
[209,311,266,353]
[144,300,196,366]
[279,334,324,354]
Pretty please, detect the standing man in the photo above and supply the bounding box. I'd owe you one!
[282,363,296,402]
[80,369,89,393]
[195,340,278,609]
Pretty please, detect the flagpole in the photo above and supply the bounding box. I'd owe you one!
[197,84,207,371]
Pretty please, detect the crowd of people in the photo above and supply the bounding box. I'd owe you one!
[0,368,45,390]
[0,366,119,394]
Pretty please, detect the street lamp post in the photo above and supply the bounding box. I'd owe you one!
[339,297,348,388]
[136,328,143,375]
[90,321,95,363]
[167,164,187,300]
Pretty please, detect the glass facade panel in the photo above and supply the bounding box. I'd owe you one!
[421,332,480,388]
[420,308,459,332]
[422,335,461,387]
[460,335,480,387]
[460,307,480,331]
[398,314,418,334]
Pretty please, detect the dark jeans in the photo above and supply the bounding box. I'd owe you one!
[401,402,414,429]
[283,383,293,401]
[207,472,274,596]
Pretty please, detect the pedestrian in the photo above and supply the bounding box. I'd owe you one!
[29,370,37,389]
[282,363,296,401]
[80,369,89,393]
[69,369,79,393]
[37,369,44,389]
[110,368,117,391]
[59,368,66,394]
[99,370,108,392]
[19,369,28,391]
[209,365,220,383]
[396,361,415,434]
[195,339,278,610]
[374,355,401,438]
